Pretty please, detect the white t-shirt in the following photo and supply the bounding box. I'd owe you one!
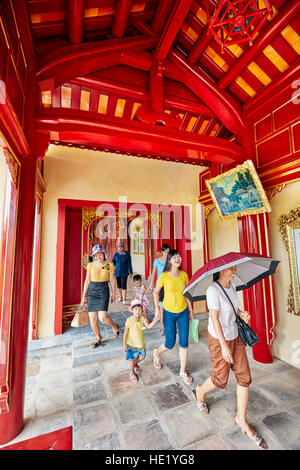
[206,282,239,341]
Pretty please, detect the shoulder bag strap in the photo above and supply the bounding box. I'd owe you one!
[215,281,238,319]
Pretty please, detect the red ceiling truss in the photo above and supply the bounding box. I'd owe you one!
[22,0,300,166]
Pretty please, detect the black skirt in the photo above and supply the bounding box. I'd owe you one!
[87,281,110,312]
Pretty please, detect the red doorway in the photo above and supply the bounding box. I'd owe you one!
[54,199,192,334]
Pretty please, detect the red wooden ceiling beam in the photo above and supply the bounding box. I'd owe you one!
[218,0,300,89]
[36,35,158,87]
[166,50,244,136]
[154,0,194,63]
[188,25,212,65]
[120,50,242,133]
[151,0,175,33]
[67,0,85,44]
[73,76,216,117]
[34,108,244,165]
[112,0,133,38]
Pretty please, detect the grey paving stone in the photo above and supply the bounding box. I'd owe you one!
[107,371,143,396]
[151,383,189,411]
[263,411,300,450]
[73,403,115,440]
[163,404,215,447]
[76,432,121,450]
[124,418,173,450]
[72,364,102,383]
[114,391,155,425]
[73,378,107,406]
[246,387,281,417]
[258,377,300,406]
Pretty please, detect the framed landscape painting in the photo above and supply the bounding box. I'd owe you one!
[205,160,271,220]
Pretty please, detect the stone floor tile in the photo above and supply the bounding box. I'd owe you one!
[139,364,172,386]
[201,391,238,432]
[73,378,107,406]
[114,391,155,425]
[26,362,40,377]
[39,354,71,375]
[151,383,189,411]
[72,364,102,383]
[76,432,121,450]
[163,404,215,447]
[123,419,173,450]
[257,377,300,406]
[107,371,142,397]
[35,387,71,418]
[263,411,300,450]
[37,369,71,390]
[73,403,115,440]
[100,357,130,377]
[187,435,232,450]
[279,367,300,391]
[246,387,281,418]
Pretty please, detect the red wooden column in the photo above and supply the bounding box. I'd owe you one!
[238,213,277,364]
[0,154,37,445]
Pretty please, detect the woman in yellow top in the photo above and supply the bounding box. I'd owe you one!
[153,249,194,385]
[81,245,118,348]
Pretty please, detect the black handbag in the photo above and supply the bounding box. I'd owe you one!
[159,287,164,303]
[215,281,260,347]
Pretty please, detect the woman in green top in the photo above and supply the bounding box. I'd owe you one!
[153,249,194,385]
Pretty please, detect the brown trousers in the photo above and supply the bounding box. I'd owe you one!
[208,333,252,389]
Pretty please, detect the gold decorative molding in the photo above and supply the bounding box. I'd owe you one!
[82,207,96,229]
[81,252,90,269]
[4,148,19,190]
[265,184,286,201]
[204,204,215,219]
[279,205,300,316]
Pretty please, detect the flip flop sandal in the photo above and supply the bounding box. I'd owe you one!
[180,371,193,385]
[91,340,104,349]
[192,389,209,414]
[113,325,119,339]
[153,348,161,369]
[130,373,137,383]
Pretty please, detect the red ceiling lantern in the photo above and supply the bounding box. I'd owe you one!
[208,0,274,48]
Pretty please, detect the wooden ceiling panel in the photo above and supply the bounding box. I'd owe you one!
[22,0,300,159]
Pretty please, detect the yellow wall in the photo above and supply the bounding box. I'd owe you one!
[38,145,207,337]
[268,181,300,369]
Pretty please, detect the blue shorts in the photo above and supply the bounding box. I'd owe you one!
[163,307,189,350]
[126,347,146,362]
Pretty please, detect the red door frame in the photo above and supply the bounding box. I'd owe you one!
[54,198,192,335]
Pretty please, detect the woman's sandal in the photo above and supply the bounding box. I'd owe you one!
[192,389,209,414]
[91,339,104,349]
[130,372,137,383]
[113,325,119,339]
[235,417,268,449]
[180,371,193,385]
[153,348,161,369]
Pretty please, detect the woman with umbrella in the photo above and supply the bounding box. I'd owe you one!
[184,252,279,450]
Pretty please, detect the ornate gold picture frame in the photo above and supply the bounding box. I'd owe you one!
[279,205,300,316]
[205,160,271,220]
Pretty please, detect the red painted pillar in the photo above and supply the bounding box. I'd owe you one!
[238,213,277,364]
[0,154,37,445]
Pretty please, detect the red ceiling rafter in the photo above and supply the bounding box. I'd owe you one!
[218,0,300,89]
[36,35,158,87]
[34,107,244,166]
[151,0,174,33]
[112,0,134,38]
[166,50,244,136]
[67,0,84,44]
